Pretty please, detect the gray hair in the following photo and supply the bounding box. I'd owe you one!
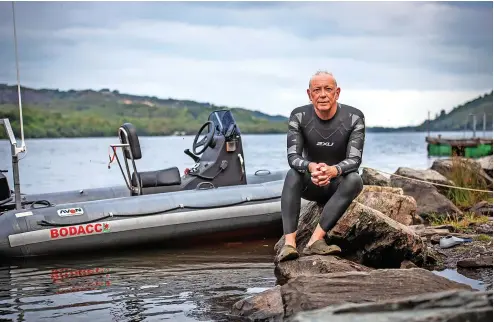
[309,70,337,88]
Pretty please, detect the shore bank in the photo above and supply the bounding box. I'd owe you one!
[230,155,493,321]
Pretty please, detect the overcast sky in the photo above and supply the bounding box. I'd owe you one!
[0,1,492,127]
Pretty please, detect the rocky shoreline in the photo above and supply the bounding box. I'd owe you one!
[230,155,493,321]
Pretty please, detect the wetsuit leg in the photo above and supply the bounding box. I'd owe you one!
[280,169,306,234]
[281,169,363,235]
[318,172,363,232]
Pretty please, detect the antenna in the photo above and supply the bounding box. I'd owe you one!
[11,1,26,154]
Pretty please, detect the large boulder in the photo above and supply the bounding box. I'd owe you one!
[231,268,474,321]
[274,201,428,269]
[355,187,417,225]
[281,269,473,318]
[361,168,390,186]
[289,289,492,322]
[392,167,454,194]
[390,170,462,218]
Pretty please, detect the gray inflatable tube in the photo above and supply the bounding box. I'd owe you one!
[0,177,312,258]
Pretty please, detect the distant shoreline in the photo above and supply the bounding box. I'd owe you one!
[1,129,491,141]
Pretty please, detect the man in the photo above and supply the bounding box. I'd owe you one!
[277,71,365,262]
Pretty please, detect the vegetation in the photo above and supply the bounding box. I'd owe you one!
[0,84,492,138]
[445,157,492,209]
[427,156,492,233]
[428,212,490,233]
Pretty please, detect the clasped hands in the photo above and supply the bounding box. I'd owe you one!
[308,162,338,187]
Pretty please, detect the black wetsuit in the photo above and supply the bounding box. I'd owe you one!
[281,103,365,234]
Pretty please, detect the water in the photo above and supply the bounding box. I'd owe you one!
[433,269,486,291]
[0,131,489,321]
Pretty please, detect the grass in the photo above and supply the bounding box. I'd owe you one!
[474,234,492,242]
[428,211,491,232]
[445,157,492,209]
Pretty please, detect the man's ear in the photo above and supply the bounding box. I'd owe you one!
[335,87,341,100]
[306,88,311,101]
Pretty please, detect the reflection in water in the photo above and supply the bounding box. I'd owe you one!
[433,269,486,290]
[0,239,278,321]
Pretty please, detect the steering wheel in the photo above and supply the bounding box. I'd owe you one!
[192,121,215,155]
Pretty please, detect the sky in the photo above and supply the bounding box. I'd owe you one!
[0,1,492,127]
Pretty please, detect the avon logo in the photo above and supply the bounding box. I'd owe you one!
[316,141,334,147]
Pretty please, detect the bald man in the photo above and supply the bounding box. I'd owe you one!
[277,71,365,262]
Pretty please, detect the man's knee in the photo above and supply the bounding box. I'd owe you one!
[284,168,304,188]
[340,171,363,197]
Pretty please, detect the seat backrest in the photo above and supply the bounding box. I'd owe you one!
[118,123,142,160]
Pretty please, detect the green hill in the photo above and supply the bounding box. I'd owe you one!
[0,84,492,139]
[0,84,288,138]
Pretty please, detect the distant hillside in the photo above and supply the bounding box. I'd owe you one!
[366,92,493,133]
[0,84,288,138]
[0,84,491,139]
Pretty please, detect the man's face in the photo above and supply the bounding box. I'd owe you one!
[307,74,340,112]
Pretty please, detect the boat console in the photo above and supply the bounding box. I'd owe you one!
[110,109,248,196]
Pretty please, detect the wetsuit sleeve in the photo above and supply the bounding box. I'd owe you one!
[335,114,365,175]
[287,111,310,173]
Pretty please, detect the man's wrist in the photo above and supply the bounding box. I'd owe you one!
[334,165,342,176]
[307,162,316,172]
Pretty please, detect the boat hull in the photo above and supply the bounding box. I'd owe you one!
[0,173,304,258]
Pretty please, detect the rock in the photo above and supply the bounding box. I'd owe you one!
[280,268,473,318]
[393,167,454,192]
[274,255,372,286]
[361,168,389,186]
[390,173,462,218]
[477,155,493,178]
[470,201,493,217]
[289,289,492,322]
[273,201,428,269]
[327,202,428,268]
[476,222,493,235]
[431,157,492,187]
[361,185,403,194]
[231,285,283,321]
[355,190,416,225]
[400,260,419,269]
[457,256,493,268]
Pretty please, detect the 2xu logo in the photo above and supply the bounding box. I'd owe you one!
[316,141,334,147]
[57,207,84,217]
[50,222,110,239]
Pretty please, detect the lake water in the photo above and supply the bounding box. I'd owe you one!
[0,131,490,321]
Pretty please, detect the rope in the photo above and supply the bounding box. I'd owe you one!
[362,166,493,194]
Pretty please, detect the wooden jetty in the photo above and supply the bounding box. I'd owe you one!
[426,135,493,158]
[425,111,492,158]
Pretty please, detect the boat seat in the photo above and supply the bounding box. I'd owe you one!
[131,167,182,188]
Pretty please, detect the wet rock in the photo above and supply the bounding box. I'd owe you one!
[274,255,372,286]
[231,285,283,321]
[355,189,416,225]
[390,173,462,218]
[470,201,493,217]
[477,155,493,178]
[361,168,389,186]
[289,289,492,322]
[457,256,493,268]
[281,268,473,318]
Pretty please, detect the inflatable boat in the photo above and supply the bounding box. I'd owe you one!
[0,109,291,258]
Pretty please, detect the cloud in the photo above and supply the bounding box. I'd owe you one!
[0,1,491,127]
